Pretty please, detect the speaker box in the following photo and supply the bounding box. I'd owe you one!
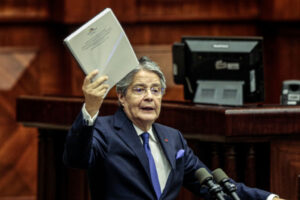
[281,80,300,105]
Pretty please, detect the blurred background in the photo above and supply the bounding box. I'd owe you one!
[0,0,299,199]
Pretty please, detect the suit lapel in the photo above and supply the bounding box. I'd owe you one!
[112,108,152,180]
[153,124,176,170]
[153,123,178,199]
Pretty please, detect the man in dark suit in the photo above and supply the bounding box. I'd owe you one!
[63,57,283,200]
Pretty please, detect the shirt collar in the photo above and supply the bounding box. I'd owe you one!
[133,124,157,143]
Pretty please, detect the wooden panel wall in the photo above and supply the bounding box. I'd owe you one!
[262,0,300,20]
[271,139,300,200]
[0,48,40,199]
[0,0,49,22]
[0,1,67,199]
[0,0,299,199]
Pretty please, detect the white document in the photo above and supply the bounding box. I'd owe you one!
[63,8,139,95]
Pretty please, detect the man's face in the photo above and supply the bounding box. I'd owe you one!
[118,70,163,130]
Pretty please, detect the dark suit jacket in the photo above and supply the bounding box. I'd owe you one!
[63,108,271,200]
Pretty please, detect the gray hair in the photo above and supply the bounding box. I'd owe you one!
[116,56,166,96]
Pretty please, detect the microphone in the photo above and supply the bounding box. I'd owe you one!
[212,168,240,200]
[195,168,225,200]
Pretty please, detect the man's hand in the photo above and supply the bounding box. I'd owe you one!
[82,70,109,117]
[273,197,286,200]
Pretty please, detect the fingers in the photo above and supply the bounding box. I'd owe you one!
[82,71,110,116]
[90,75,108,89]
[83,70,108,89]
[93,82,109,96]
[84,69,98,86]
[82,70,110,98]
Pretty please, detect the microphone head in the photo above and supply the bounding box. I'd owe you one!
[195,168,213,185]
[212,168,229,183]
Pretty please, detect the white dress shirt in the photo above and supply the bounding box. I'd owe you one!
[81,104,278,200]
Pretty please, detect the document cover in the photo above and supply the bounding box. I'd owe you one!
[64,8,139,94]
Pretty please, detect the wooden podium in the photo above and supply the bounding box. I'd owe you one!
[17,95,300,200]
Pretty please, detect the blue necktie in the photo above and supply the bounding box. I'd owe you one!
[141,132,161,199]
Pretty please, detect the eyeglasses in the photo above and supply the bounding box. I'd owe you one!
[132,86,164,96]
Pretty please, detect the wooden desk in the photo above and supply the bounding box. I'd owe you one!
[17,95,300,200]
